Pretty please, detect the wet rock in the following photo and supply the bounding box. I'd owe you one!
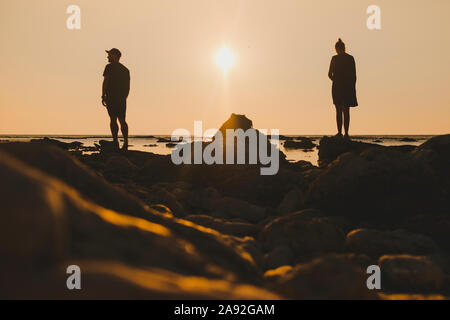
[346,229,439,258]
[30,137,83,150]
[283,138,316,150]
[166,142,178,148]
[379,255,445,292]
[271,254,377,299]
[260,209,345,263]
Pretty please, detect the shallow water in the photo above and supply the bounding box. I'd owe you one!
[0,134,433,166]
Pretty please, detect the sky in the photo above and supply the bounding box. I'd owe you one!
[0,0,449,135]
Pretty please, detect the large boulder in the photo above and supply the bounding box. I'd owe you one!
[317,135,415,167]
[304,147,442,221]
[413,134,450,202]
[346,229,439,258]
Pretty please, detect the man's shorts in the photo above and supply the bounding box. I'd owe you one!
[106,98,127,119]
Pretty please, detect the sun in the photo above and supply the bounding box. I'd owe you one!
[215,46,235,73]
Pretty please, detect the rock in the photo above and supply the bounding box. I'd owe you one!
[260,209,345,263]
[400,137,418,142]
[401,214,450,252]
[317,135,416,167]
[166,142,178,148]
[184,215,260,238]
[210,197,266,223]
[318,136,382,167]
[5,261,281,299]
[147,186,186,217]
[263,265,293,282]
[30,137,83,150]
[263,246,294,270]
[379,293,448,300]
[0,150,285,298]
[0,153,67,268]
[413,135,450,203]
[346,229,439,258]
[304,147,441,221]
[103,155,137,181]
[283,138,316,150]
[379,255,445,292]
[218,113,253,133]
[0,143,263,285]
[276,188,303,216]
[271,254,377,299]
[97,140,118,153]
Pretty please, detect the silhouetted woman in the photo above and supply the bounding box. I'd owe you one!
[328,38,357,139]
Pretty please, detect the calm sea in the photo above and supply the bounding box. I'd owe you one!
[0,135,433,166]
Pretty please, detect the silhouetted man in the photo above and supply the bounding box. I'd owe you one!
[102,48,130,151]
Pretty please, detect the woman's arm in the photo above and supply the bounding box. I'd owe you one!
[328,57,335,81]
[352,56,357,83]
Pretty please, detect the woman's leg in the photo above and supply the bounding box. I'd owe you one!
[335,105,343,135]
[343,106,350,137]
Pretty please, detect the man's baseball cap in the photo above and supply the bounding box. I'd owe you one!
[106,48,121,58]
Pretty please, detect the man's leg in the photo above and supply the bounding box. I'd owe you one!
[110,116,119,149]
[118,116,129,150]
[335,105,343,136]
[343,106,350,137]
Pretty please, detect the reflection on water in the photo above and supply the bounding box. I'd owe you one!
[0,135,432,167]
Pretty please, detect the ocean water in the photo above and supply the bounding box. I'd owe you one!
[0,134,433,166]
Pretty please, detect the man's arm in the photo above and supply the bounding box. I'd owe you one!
[102,76,109,106]
[125,70,130,98]
[102,65,110,106]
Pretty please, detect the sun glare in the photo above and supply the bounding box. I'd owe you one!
[215,46,235,73]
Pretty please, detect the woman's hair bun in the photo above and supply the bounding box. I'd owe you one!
[338,38,342,42]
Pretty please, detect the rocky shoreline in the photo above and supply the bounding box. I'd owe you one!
[1,115,449,299]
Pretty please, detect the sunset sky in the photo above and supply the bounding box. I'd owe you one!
[1,0,449,135]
